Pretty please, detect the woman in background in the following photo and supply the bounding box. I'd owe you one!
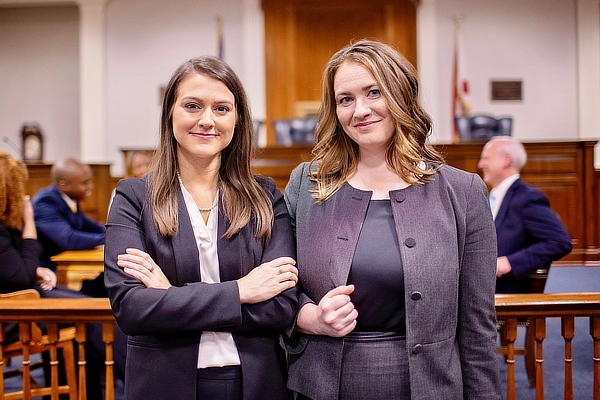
[0,151,57,295]
[124,150,152,179]
[284,40,501,400]
[104,56,298,400]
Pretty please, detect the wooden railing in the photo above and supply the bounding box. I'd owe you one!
[496,292,600,400]
[2,294,600,399]
[0,298,116,400]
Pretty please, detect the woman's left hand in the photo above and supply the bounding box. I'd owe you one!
[36,267,57,291]
[117,248,172,289]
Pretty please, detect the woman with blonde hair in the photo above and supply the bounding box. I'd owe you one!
[284,40,501,400]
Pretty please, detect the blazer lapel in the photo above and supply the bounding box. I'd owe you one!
[216,203,243,283]
[495,179,519,227]
[327,184,371,288]
[171,189,201,285]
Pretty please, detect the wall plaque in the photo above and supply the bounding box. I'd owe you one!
[491,80,522,101]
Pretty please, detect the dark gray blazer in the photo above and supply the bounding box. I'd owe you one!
[104,176,297,400]
[284,163,501,400]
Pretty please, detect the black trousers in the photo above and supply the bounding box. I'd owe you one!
[196,365,242,400]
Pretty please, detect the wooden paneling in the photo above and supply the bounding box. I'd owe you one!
[261,0,417,145]
[25,163,112,223]
[251,141,599,265]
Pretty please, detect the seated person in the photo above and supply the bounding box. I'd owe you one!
[124,150,152,179]
[0,151,125,399]
[478,136,572,293]
[32,158,106,297]
[108,150,152,212]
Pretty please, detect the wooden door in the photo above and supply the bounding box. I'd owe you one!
[262,0,418,145]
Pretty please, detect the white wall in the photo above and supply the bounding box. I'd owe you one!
[0,6,80,160]
[0,0,593,176]
[423,0,578,143]
[106,0,245,175]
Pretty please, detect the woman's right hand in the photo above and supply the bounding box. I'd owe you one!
[296,285,358,337]
[21,195,37,239]
[237,257,298,304]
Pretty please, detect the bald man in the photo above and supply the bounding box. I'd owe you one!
[478,137,572,293]
[32,158,105,277]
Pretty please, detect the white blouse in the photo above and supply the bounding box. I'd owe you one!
[179,181,241,369]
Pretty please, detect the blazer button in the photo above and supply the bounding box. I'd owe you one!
[404,237,416,248]
[410,291,422,301]
[394,192,406,203]
[412,344,422,354]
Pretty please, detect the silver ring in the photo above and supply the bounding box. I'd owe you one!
[149,265,154,273]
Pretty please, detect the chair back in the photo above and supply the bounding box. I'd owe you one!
[1,288,78,399]
[0,289,44,346]
[455,114,513,141]
[525,268,549,294]
[274,116,317,146]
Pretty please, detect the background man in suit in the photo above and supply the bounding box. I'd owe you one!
[32,158,106,296]
[478,136,572,293]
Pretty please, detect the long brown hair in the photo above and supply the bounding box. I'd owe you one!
[0,151,28,230]
[149,56,274,241]
[310,39,444,201]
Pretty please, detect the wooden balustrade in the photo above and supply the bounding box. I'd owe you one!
[495,292,600,400]
[0,298,116,400]
[2,294,600,399]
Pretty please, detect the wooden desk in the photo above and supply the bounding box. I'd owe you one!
[51,248,104,291]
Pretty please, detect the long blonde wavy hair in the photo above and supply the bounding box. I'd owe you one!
[0,151,28,230]
[309,39,444,201]
[149,56,274,242]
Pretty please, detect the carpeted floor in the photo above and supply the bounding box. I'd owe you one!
[498,265,600,400]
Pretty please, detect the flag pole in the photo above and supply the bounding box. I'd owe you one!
[216,16,224,60]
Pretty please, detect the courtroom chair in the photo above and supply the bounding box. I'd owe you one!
[455,114,513,141]
[0,289,77,399]
[252,120,263,144]
[273,116,317,146]
[497,268,549,388]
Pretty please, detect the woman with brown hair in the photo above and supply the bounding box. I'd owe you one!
[104,56,298,400]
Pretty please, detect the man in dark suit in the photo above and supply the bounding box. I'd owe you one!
[32,158,106,296]
[478,136,572,293]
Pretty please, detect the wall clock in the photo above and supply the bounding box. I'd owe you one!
[21,123,44,163]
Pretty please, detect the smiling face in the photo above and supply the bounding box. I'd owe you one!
[60,164,94,201]
[333,61,396,154]
[171,72,236,166]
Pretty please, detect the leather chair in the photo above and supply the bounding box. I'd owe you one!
[1,289,78,399]
[455,114,513,141]
[273,116,317,146]
[496,268,549,387]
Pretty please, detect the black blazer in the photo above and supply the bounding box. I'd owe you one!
[104,176,297,400]
[0,223,41,293]
[495,178,572,293]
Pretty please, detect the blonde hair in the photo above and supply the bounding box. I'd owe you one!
[0,152,28,229]
[310,39,444,201]
[124,150,153,179]
[150,56,274,241]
